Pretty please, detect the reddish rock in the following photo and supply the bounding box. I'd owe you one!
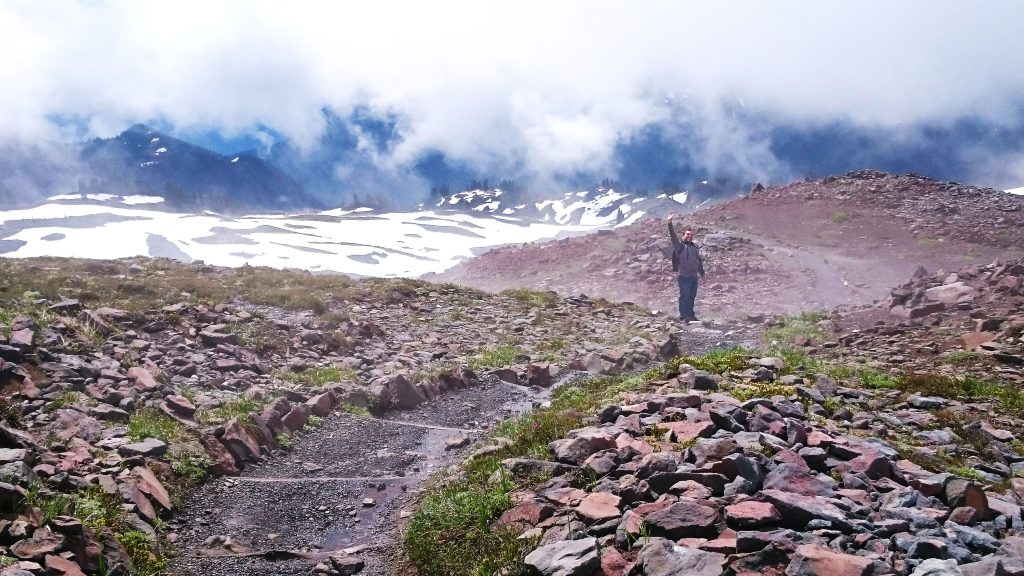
[762,463,836,497]
[947,506,979,525]
[945,478,990,520]
[542,487,587,506]
[9,328,34,349]
[117,438,167,458]
[759,490,852,532]
[132,466,173,511]
[77,309,117,334]
[600,546,630,576]
[574,492,621,523]
[212,358,243,372]
[11,533,65,559]
[305,392,335,417]
[896,459,934,482]
[785,544,873,576]
[44,554,87,576]
[699,536,738,555]
[127,366,161,391]
[497,500,554,528]
[549,430,616,465]
[199,433,240,476]
[629,539,725,576]
[725,501,781,528]
[658,421,715,443]
[281,404,311,432]
[121,483,157,521]
[387,374,426,409]
[220,418,262,464]
[832,450,891,480]
[980,421,1014,442]
[669,480,713,500]
[962,331,997,349]
[163,395,196,416]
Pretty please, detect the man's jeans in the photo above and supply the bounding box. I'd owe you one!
[677,275,698,319]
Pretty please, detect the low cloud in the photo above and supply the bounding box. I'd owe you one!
[2,0,1024,200]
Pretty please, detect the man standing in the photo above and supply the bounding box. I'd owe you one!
[667,214,705,322]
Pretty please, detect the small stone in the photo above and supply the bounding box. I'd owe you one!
[445,434,470,450]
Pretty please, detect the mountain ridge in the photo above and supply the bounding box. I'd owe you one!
[77,124,321,214]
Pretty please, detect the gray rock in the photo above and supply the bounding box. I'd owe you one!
[944,522,1000,554]
[90,404,130,421]
[627,538,725,576]
[117,438,168,457]
[523,537,600,576]
[909,558,964,576]
[643,500,719,539]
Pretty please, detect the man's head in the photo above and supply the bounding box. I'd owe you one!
[682,229,694,242]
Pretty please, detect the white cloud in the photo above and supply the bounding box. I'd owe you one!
[2,0,1023,180]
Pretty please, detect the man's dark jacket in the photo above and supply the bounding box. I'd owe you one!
[668,223,705,278]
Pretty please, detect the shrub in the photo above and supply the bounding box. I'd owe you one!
[117,530,167,576]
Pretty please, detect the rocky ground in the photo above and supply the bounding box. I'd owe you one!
[511,364,1024,576]
[0,256,738,575]
[482,259,1024,576]
[0,171,1022,576]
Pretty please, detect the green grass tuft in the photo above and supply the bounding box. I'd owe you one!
[501,288,559,307]
[671,346,751,374]
[126,408,187,443]
[469,345,520,371]
[942,350,983,365]
[764,310,828,346]
[274,366,358,387]
[405,475,530,576]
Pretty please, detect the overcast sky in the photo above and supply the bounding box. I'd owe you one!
[2,0,1024,188]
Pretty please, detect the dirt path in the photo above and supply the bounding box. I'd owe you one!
[721,228,870,311]
[167,325,730,576]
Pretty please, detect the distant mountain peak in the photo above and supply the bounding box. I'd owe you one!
[78,125,322,214]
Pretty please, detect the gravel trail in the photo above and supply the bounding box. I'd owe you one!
[168,324,729,575]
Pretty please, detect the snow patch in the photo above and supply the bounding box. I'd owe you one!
[670,192,688,204]
[0,201,634,278]
[121,195,165,205]
[1006,186,1024,195]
